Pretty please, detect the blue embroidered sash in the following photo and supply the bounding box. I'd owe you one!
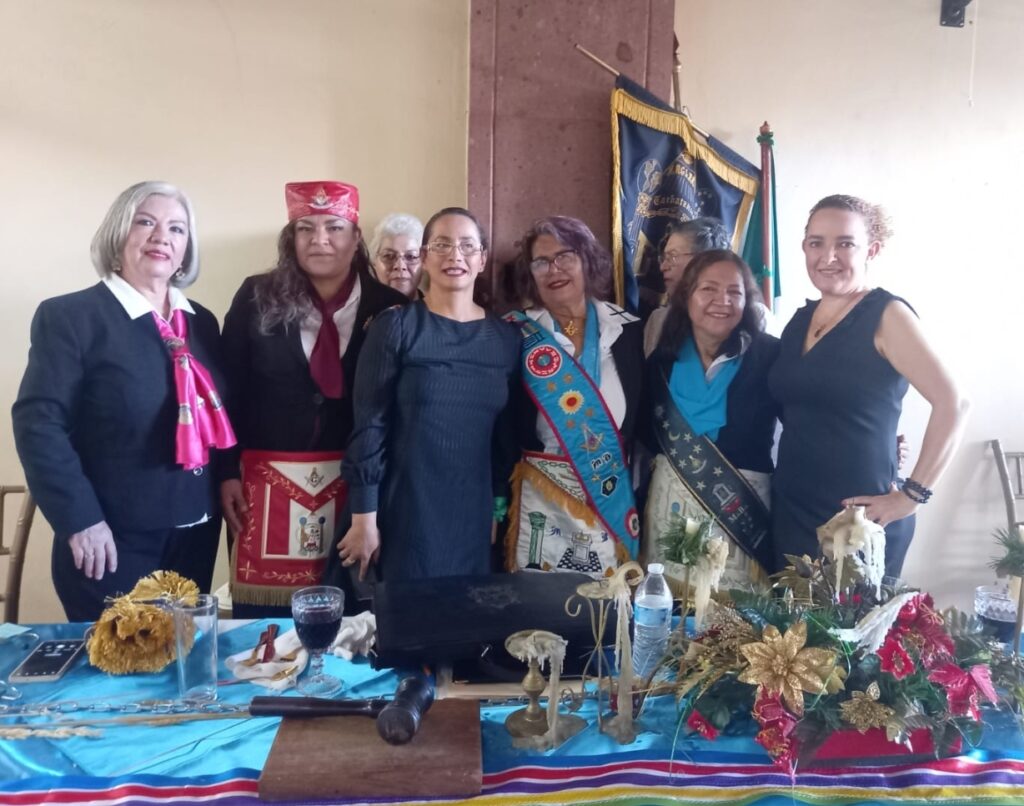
[508,311,640,558]
[652,365,773,571]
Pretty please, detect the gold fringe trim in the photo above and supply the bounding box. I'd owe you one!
[229,581,301,608]
[228,535,310,608]
[503,460,597,572]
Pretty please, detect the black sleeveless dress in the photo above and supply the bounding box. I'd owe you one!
[768,288,914,576]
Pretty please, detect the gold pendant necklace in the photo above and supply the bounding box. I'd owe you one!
[563,318,578,337]
[811,291,866,339]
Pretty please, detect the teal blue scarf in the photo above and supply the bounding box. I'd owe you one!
[668,337,741,441]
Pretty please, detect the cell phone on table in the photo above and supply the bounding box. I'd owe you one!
[8,639,86,683]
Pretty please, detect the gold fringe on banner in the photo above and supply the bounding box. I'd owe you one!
[610,88,759,306]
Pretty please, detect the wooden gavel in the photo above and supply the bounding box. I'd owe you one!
[249,675,435,745]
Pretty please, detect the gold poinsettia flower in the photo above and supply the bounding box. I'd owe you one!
[738,620,840,716]
[840,682,895,733]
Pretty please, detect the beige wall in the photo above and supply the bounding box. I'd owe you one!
[675,0,1024,608]
[4,0,1022,621]
[0,0,469,621]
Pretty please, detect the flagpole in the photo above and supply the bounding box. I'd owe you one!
[758,122,775,311]
[671,36,682,113]
[574,43,620,77]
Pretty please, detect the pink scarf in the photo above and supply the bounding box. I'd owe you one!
[152,310,237,470]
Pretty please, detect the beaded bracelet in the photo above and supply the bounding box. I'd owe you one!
[901,478,933,504]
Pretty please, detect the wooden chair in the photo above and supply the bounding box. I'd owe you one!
[0,486,36,624]
[991,439,1024,535]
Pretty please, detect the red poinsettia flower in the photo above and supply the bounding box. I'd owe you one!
[755,724,796,769]
[878,636,915,680]
[968,664,998,705]
[752,690,797,735]
[928,663,981,719]
[686,709,719,740]
[892,594,954,667]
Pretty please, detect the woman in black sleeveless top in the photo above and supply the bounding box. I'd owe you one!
[768,195,968,576]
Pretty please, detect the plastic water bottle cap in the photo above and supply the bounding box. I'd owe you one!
[647,563,665,575]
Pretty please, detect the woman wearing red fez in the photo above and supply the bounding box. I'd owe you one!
[334,207,519,582]
[13,181,235,621]
[220,181,407,616]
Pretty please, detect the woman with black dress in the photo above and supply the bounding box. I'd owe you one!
[769,194,968,576]
[335,207,519,582]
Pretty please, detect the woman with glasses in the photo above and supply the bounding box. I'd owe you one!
[333,207,519,582]
[370,213,425,299]
[503,216,644,578]
[642,250,779,595]
[644,218,731,357]
[219,181,407,616]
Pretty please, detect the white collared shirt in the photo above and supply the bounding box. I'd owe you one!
[525,300,637,454]
[298,275,363,360]
[102,273,195,321]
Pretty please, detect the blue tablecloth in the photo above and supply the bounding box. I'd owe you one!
[2,621,1024,806]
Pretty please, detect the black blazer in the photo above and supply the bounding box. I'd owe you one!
[219,269,407,479]
[515,305,645,454]
[643,330,781,473]
[12,283,224,536]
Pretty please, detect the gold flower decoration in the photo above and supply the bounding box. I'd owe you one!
[86,571,199,675]
[128,570,199,605]
[840,682,895,733]
[738,620,842,716]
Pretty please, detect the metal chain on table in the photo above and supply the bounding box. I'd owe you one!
[0,698,248,717]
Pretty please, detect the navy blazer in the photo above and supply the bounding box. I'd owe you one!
[643,330,781,473]
[12,283,224,536]
[218,269,408,479]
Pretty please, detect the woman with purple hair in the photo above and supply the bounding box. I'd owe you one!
[503,216,644,578]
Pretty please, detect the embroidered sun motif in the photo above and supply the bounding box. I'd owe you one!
[559,390,584,414]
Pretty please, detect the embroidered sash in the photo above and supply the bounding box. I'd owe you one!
[231,449,347,607]
[652,367,773,570]
[507,311,639,557]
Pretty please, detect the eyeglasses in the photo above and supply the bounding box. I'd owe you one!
[529,249,578,274]
[426,240,483,258]
[660,251,695,268]
[377,250,421,268]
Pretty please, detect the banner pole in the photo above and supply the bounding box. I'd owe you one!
[758,121,775,311]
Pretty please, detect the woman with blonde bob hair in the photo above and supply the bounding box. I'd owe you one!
[13,181,235,621]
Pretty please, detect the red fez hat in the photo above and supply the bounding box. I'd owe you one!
[285,181,359,224]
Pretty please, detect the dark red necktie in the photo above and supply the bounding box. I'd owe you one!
[308,271,358,399]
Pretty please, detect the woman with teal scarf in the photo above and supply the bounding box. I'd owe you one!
[642,250,779,592]
[504,216,645,578]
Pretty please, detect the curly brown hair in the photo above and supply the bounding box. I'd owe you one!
[509,216,613,308]
[806,194,894,246]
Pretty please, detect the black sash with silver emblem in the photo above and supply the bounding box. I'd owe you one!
[652,367,773,570]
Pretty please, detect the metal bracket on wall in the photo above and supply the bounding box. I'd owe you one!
[940,0,973,28]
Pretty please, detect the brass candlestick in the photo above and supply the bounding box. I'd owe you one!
[504,654,549,738]
[504,629,586,747]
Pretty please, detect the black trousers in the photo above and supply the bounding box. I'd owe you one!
[51,518,222,622]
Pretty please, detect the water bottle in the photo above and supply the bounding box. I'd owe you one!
[631,563,673,679]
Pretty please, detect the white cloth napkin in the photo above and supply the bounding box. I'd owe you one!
[226,628,308,691]
[331,612,376,661]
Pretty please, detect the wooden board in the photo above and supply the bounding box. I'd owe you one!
[258,699,482,801]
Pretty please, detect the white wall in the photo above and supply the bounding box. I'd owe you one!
[0,0,470,621]
[675,0,1024,608]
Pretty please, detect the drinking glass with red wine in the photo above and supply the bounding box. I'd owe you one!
[291,585,345,696]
